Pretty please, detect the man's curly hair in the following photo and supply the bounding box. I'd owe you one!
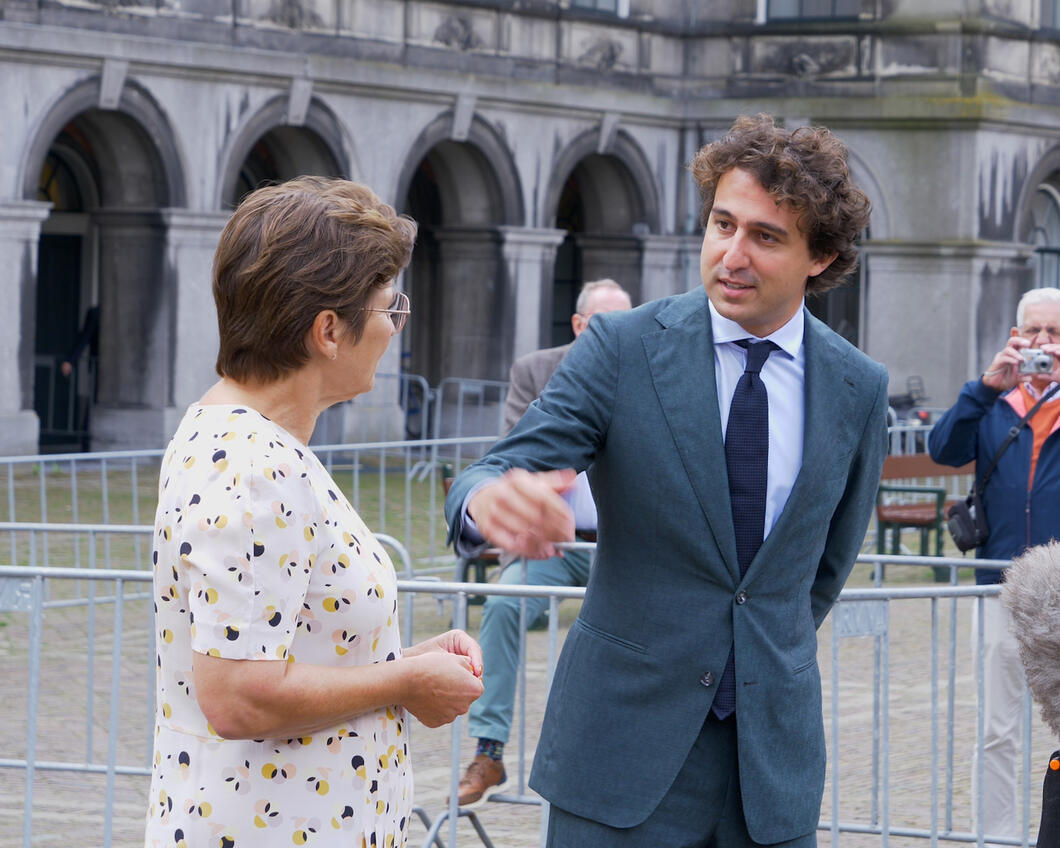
[691,114,871,295]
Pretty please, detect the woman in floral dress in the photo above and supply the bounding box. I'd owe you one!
[145,177,483,848]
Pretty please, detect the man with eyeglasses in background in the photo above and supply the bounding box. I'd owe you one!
[930,286,1060,844]
[454,278,632,809]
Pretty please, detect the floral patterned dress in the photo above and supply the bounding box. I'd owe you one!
[145,404,411,848]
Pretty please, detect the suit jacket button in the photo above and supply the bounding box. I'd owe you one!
[735,590,748,605]
[700,671,714,687]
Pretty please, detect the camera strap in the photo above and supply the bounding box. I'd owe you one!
[975,382,1060,497]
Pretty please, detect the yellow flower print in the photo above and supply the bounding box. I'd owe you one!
[253,798,282,828]
[291,817,321,844]
[305,774,330,796]
[220,760,251,794]
[330,804,356,831]
[261,761,297,782]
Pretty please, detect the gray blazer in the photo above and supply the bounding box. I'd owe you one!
[445,287,888,843]
[503,343,572,434]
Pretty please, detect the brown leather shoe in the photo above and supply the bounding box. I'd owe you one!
[455,754,509,808]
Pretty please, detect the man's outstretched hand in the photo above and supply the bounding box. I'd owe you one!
[467,468,577,559]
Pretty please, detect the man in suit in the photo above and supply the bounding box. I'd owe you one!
[455,278,632,808]
[445,114,888,846]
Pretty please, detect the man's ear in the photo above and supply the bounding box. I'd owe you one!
[808,251,838,279]
[310,310,342,360]
[1011,327,1021,338]
[571,313,588,338]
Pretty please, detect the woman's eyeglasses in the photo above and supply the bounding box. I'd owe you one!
[362,291,411,333]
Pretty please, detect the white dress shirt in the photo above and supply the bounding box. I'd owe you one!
[709,300,805,538]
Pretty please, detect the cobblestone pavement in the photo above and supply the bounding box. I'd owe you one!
[1,566,1054,847]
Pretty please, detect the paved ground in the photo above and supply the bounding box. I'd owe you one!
[1,563,1054,847]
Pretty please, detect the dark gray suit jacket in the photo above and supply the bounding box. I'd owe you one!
[445,287,888,843]
[503,343,572,434]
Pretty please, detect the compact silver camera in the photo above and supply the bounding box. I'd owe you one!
[1019,348,1055,374]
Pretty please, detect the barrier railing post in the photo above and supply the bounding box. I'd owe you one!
[103,576,125,847]
[23,575,44,848]
[930,597,940,847]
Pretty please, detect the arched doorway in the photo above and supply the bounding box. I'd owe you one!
[546,133,658,344]
[34,131,99,451]
[26,88,180,451]
[1027,181,1060,288]
[399,117,522,385]
[218,103,349,443]
[403,140,510,384]
[397,114,523,440]
[806,232,866,348]
[225,125,345,208]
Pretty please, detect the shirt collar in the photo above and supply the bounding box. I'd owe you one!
[1017,381,1060,402]
[707,299,804,359]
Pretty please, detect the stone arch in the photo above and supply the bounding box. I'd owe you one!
[395,111,524,227]
[543,129,660,341]
[1014,143,1060,244]
[216,95,352,209]
[20,74,186,207]
[398,111,524,390]
[20,74,186,450]
[847,148,890,241]
[805,146,886,349]
[1013,145,1060,291]
[542,128,660,233]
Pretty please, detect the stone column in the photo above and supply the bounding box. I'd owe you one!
[90,208,169,451]
[862,240,1034,397]
[433,226,504,381]
[160,209,230,438]
[0,201,52,455]
[576,234,644,304]
[498,226,566,359]
[639,234,702,303]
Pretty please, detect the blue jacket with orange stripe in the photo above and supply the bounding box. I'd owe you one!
[929,378,1060,583]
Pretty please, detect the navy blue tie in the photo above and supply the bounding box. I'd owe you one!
[712,339,778,720]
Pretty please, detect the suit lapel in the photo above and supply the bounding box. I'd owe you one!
[753,311,859,569]
[642,290,740,581]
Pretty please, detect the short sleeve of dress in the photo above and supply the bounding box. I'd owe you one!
[178,435,318,662]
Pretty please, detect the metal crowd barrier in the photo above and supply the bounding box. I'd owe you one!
[888,422,933,455]
[318,371,434,445]
[0,537,1050,848]
[431,378,510,460]
[0,435,496,575]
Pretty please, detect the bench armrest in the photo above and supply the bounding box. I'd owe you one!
[877,484,947,507]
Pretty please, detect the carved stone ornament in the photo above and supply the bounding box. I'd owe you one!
[267,0,324,29]
[580,38,623,71]
[434,15,484,51]
[791,52,822,77]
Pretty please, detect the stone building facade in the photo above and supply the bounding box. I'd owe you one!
[1,0,1059,452]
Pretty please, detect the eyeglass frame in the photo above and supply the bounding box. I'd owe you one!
[361,290,410,333]
[1018,323,1060,343]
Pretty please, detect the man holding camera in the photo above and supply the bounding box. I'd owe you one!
[929,286,1060,842]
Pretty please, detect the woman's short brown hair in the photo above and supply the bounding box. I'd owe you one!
[213,176,417,383]
[691,114,871,295]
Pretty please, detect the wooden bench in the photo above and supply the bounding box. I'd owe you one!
[876,454,975,557]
